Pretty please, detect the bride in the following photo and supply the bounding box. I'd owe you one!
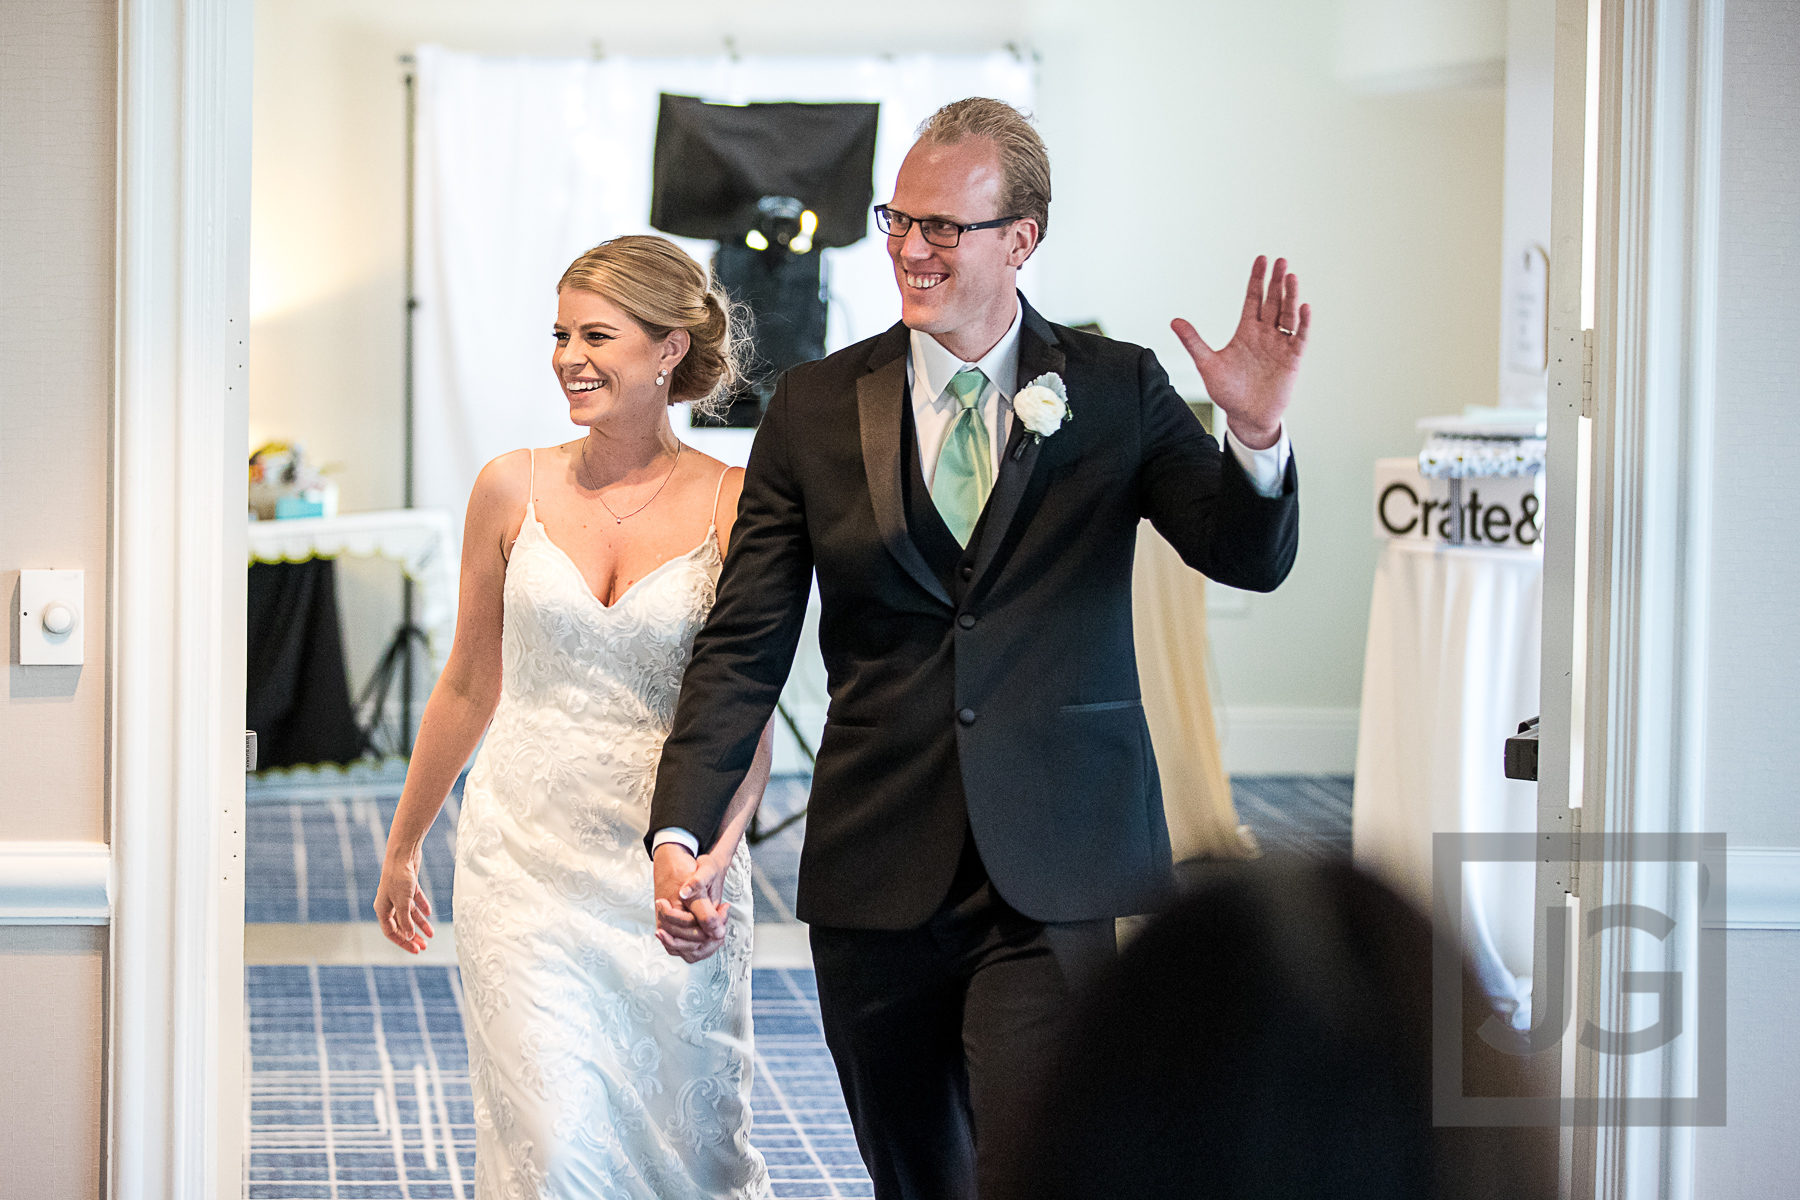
[375,235,773,1198]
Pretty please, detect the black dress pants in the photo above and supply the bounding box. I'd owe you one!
[809,837,1116,1200]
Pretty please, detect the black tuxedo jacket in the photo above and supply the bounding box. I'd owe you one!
[649,297,1298,929]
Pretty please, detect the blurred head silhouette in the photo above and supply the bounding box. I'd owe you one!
[1007,858,1553,1200]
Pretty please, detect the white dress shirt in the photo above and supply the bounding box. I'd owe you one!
[651,303,1292,859]
[908,306,1025,490]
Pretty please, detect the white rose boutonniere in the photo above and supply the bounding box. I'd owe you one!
[1013,372,1072,443]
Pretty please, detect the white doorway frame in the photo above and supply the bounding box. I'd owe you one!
[1578,0,1722,1195]
[1537,0,1724,1197]
[108,0,252,1193]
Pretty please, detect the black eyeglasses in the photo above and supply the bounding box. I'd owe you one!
[874,205,1021,248]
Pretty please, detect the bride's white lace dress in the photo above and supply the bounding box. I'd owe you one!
[453,473,769,1199]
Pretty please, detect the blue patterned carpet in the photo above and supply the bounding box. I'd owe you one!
[245,965,867,1199]
[247,965,474,1196]
[1229,775,1354,859]
[245,790,462,925]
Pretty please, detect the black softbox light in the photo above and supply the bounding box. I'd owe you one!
[650,94,880,248]
[650,94,880,425]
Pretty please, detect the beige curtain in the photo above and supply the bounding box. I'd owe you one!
[1132,522,1257,861]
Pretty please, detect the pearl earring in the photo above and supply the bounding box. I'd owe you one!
[655,369,667,387]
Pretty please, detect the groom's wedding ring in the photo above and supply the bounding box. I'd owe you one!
[1277,325,1296,336]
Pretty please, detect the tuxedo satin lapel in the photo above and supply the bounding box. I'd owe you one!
[858,345,954,608]
[969,307,1067,585]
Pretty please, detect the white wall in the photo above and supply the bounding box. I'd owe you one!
[250,0,1505,764]
[1703,0,1800,852]
[1336,0,1507,92]
[1695,0,1800,1192]
[1496,0,1554,407]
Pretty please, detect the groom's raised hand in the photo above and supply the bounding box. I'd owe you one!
[653,843,730,962]
[1171,255,1310,451]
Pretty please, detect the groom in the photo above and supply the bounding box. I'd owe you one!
[650,98,1306,1198]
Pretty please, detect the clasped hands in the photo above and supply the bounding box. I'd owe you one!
[654,842,732,962]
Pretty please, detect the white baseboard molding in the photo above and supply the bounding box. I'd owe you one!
[1725,847,1800,930]
[0,841,111,924]
[1217,706,1361,776]
[243,919,815,970]
[751,922,814,970]
[244,921,459,966]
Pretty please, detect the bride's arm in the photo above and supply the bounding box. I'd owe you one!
[375,451,529,952]
[710,717,776,866]
[654,465,774,961]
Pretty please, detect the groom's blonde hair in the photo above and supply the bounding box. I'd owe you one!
[558,235,745,419]
[916,98,1052,246]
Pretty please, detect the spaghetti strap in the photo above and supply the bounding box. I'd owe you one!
[709,465,734,529]
[505,448,537,562]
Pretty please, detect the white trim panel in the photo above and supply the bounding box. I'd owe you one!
[1726,847,1800,930]
[111,0,252,1191]
[0,842,111,924]
[1218,706,1361,776]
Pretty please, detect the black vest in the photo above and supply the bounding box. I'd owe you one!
[900,390,985,606]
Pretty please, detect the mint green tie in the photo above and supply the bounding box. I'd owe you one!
[931,368,993,547]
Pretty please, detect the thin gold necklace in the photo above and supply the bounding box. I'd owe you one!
[586,440,685,525]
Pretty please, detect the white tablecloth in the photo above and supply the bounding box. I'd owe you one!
[248,509,458,669]
[1352,539,1542,1026]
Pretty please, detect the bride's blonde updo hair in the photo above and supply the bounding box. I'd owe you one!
[557,235,745,419]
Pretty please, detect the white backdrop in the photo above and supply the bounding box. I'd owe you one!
[411,45,1037,540]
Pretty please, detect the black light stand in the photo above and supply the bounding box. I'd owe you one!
[360,55,429,758]
[355,621,431,757]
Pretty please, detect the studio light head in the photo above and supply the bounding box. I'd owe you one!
[747,196,819,256]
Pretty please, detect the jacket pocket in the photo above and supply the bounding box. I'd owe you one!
[1058,698,1143,714]
[823,714,879,729]
[1038,701,1153,876]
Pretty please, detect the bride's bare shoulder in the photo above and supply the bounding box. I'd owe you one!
[681,444,735,479]
[681,450,746,548]
[467,447,541,525]
[682,448,742,492]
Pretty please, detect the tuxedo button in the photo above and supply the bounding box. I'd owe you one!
[958,708,977,726]
[960,565,974,580]
[958,613,977,629]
